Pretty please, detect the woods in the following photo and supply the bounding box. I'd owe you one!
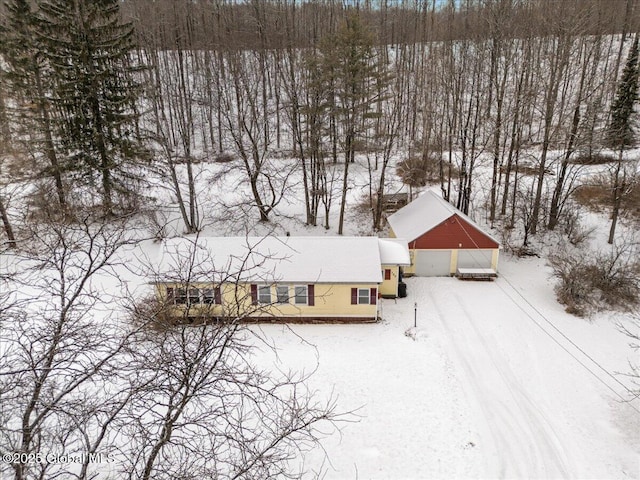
[1,0,640,478]
[1,0,638,239]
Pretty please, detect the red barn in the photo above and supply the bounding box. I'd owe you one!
[387,190,500,277]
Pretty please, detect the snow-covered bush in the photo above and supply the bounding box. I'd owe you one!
[548,248,594,316]
[549,243,640,316]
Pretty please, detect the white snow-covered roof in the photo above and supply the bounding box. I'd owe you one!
[157,236,383,284]
[378,238,411,265]
[387,190,499,244]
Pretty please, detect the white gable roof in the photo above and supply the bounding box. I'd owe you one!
[387,190,499,244]
[157,236,383,284]
[378,238,411,265]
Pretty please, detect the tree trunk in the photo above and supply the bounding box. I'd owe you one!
[0,194,15,248]
[34,67,66,208]
[608,151,624,244]
[531,36,571,235]
[338,150,350,235]
[548,104,580,230]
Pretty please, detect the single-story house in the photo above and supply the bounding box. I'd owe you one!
[387,190,500,277]
[154,236,409,323]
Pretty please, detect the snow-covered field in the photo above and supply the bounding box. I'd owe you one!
[253,255,639,479]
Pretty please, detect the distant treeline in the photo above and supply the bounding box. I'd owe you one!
[121,0,638,50]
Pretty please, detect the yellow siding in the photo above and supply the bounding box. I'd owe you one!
[449,249,458,274]
[157,282,379,320]
[404,249,416,275]
[380,265,399,297]
[388,228,396,238]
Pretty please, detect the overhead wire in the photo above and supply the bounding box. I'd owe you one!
[447,202,640,414]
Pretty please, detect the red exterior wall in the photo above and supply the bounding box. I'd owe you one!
[411,214,499,249]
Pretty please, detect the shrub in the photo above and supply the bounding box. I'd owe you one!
[214,152,235,163]
[549,243,640,316]
[558,209,595,247]
[590,248,640,309]
[396,153,444,187]
[549,249,593,316]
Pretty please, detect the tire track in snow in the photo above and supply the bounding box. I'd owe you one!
[453,292,573,479]
[428,289,511,478]
[427,287,573,479]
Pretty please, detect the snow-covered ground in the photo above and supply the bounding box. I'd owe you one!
[254,255,640,479]
[130,153,640,479]
[4,139,639,478]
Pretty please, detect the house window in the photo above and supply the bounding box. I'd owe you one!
[202,287,222,305]
[357,288,370,305]
[384,269,391,280]
[166,287,175,303]
[294,285,308,305]
[276,286,289,304]
[202,288,214,304]
[351,287,376,305]
[188,288,200,304]
[258,285,271,304]
[175,288,188,304]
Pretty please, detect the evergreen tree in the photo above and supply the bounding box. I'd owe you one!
[36,0,147,215]
[606,35,639,244]
[319,13,390,234]
[0,0,67,208]
[608,36,639,150]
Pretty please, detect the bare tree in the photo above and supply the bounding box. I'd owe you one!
[529,5,578,235]
[117,237,349,479]
[367,70,403,232]
[219,51,294,223]
[547,37,592,230]
[0,65,16,248]
[0,214,138,480]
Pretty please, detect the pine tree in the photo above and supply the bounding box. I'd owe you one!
[36,0,147,215]
[319,13,390,234]
[606,35,639,244]
[608,36,639,150]
[0,0,67,208]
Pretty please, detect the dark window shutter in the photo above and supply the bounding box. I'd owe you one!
[384,269,391,280]
[166,287,174,304]
[351,288,357,305]
[250,284,258,305]
[308,284,315,306]
[370,288,377,305]
[214,286,222,305]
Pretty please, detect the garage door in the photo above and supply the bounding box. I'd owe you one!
[457,249,494,269]
[414,250,452,276]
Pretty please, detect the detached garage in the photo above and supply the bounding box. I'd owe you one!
[387,190,500,277]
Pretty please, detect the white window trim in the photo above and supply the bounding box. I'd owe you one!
[275,285,289,304]
[201,287,221,305]
[294,285,308,305]
[357,288,370,305]
[258,285,272,304]
[174,288,188,304]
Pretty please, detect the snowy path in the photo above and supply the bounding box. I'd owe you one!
[427,286,573,479]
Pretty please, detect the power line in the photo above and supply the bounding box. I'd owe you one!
[452,212,640,414]
[495,278,640,415]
